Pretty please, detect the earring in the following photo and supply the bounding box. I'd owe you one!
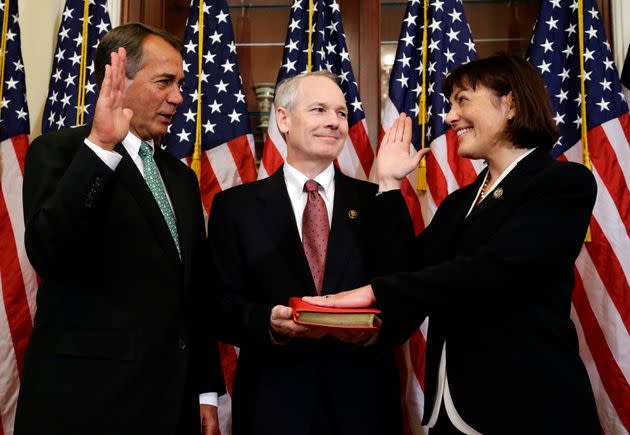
[507,115,513,121]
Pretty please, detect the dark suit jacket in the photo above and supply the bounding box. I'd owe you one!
[15,125,224,435]
[207,167,404,435]
[372,149,601,434]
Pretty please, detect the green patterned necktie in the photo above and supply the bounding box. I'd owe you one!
[138,141,181,258]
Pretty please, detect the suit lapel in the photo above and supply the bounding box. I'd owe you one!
[258,168,316,295]
[154,148,190,272]
[114,143,181,264]
[466,148,550,221]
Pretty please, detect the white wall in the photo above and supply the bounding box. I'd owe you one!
[17,0,120,139]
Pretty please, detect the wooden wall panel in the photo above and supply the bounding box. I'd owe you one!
[121,0,165,29]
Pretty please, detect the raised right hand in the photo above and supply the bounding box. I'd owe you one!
[376,113,430,191]
[87,48,134,151]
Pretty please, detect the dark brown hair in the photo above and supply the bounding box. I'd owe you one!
[442,53,559,150]
[95,23,181,88]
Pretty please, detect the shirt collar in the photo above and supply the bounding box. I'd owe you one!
[122,132,154,160]
[466,147,537,217]
[283,162,335,198]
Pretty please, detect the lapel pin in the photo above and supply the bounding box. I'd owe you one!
[493,188,504,199]
[348,209,358,219]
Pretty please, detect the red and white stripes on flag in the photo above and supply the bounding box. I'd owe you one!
[526,0,630,431]
[0,134,37,435]
[0,0,37,433]
[162,0,257,220]
[562,116,630,433]
[258,0,373,180]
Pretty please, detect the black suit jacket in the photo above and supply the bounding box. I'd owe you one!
[15,125,224,435]
[207,167,404,435]
[372,149,601,434]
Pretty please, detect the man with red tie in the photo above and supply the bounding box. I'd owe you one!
[207,71,410,435]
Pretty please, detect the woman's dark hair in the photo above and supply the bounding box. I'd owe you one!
[95,23,181,88]
[442,53,559,150]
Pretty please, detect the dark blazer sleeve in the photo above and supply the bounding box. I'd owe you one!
[206,191,273,349]
[372,162,597,316]
[185,173,226,395]
[23,128,113,278]
[361,189,429,346]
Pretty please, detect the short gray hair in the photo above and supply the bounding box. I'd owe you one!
[95,23,181,88]
[274,70,341,111]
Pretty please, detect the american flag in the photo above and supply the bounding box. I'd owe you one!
[162,0,256,215]
[0,2,38,434]
[258,0,373,180]
[527,0,630,432]
[161,2,256,432]
[382,1,478,433]
[42,0,111,133]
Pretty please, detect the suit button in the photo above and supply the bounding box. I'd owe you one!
[178,338,186,350]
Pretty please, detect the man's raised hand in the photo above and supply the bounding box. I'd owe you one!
[87,48,134,151]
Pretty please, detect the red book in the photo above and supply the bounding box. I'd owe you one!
[289,297,381,330]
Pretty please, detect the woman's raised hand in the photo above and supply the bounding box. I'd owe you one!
[376,113,430,191]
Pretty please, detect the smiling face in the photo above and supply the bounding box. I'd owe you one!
[446,82,515,160]
[123,35,184,141]
[277,75,348,173]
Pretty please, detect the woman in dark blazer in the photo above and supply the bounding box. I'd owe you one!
[305,54,601,434]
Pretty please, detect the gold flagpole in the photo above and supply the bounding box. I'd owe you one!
[416,0,429,191]
[191,0,205,182]
[76,0,90,126]
[577,0,592,242]
[0,0,9,116]
[307,0,314,72]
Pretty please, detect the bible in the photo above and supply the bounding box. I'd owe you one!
[289,297,380,330]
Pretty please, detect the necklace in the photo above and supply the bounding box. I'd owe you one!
[479,175,491,200]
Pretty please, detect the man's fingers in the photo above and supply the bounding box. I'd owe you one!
[270,305,293,321]
[117,48,127,94]
[100,64,111,98]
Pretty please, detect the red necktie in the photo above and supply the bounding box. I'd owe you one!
[302,179,329,295]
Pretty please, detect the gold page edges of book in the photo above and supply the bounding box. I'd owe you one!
[296,311,376,327]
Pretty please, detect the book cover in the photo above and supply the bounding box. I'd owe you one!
[289,297,381,330]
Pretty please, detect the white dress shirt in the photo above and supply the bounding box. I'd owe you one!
[427,148,536,434]
[84,133,217,407]
[85,133,176,213]
[283,162,335,239]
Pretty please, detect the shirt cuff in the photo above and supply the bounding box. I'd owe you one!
[199,392,218,407]
[84,138,122,170]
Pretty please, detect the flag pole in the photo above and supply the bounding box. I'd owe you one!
[416,0,429,191]
[307,0,314,72]
[192,0,204,182]
[577,0,592,242]
[76,0,90,126]
[0,0,10,116]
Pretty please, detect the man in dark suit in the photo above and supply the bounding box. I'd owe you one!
[15,24,223,435]
[207,72,406,435]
